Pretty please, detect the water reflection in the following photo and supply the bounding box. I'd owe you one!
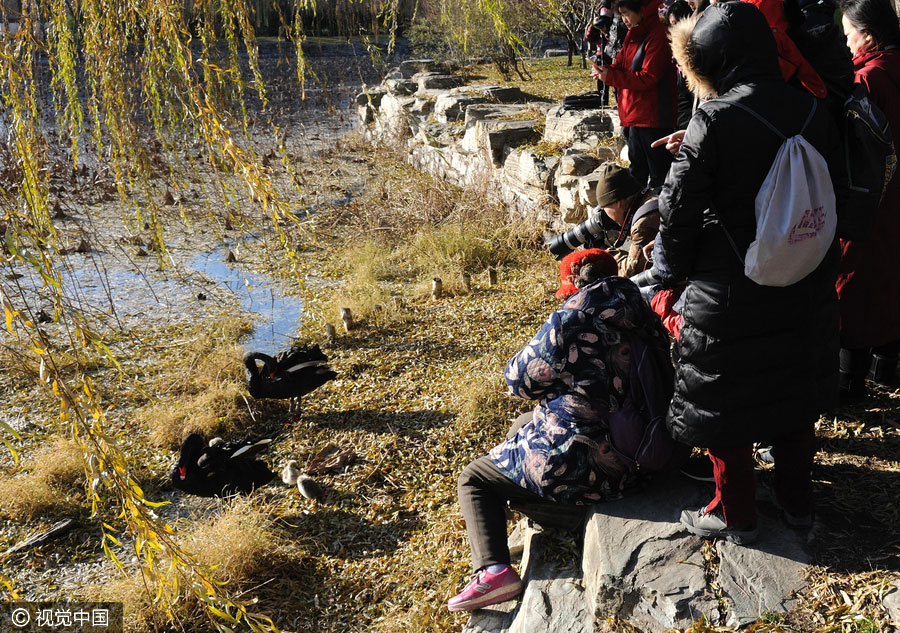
[191,244,303,354]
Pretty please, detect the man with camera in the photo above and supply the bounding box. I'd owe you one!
[547,162,660,278]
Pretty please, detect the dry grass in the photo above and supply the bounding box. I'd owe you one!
[80,572,158,632]
[185,499,285,583]
[0,476,61,519]
[469,56,597,102]
[0,437,85,519]
[134,317,259,448]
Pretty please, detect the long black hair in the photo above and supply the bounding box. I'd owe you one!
[666,0,693,23]
[841,0,900,48]
[614,0,645,15]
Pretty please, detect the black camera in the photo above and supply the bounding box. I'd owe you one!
[545,208,620,259]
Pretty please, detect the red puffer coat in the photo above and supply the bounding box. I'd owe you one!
[836,49,900,349]
[603,0,677,128]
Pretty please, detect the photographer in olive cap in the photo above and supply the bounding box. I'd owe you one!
[589,162,661,277]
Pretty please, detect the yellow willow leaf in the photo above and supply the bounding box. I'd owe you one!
[207,606,239,623]
[104,533,122,547]
[142,499,171,508]
[4,306,14,333]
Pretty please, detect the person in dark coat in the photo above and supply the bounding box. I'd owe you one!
[666,1,696,129]
[593,0,678,189]
[836,0,900,399]
[659,1,843,542]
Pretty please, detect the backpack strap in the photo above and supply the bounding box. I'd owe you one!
[711,97,818,140]
[631,32,650,72]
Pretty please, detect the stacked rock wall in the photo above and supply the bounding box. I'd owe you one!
[356,62,624,230]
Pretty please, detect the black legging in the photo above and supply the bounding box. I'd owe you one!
[456,413,585,570]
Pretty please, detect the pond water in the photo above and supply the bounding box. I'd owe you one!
[190,243,304,355]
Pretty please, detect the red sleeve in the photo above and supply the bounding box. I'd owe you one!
[604,26,673,92]
[650,289,683,341]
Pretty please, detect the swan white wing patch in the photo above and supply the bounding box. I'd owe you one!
[229,438,272,459]
[284,360,327,373]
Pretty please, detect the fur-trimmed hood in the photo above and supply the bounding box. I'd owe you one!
[669,2,782,98]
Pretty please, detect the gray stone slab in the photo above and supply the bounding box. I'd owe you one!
[883,581,900,623]
[559,152,602,177]
[503,149,556,191]
[582,477,719,632]
[717,515,811,628]
[462,120,540,166]
[464,528,592,633]
[385,78,418,95]
[544,49,569,57]
[399,59,444,77]
[355,88,386,107]
[416,73,464,91]
[435,94,488,123]
[544,105,614,144]
[463,84,528,103]
[465,104,533,126]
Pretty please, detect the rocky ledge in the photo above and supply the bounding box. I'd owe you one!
[356,59,622,229]
[463,476,813,633]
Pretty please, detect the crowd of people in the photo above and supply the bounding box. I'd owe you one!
[447,0,900,614]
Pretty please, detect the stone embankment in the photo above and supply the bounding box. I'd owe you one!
[354,61,834,632]
[356,59,622,232]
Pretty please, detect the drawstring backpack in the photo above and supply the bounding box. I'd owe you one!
[712,98,837,287]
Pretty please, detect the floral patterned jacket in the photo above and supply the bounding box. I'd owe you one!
[489,276,670,504]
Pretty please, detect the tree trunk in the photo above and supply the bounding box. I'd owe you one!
[567,38,575,67]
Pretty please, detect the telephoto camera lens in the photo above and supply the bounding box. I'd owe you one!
[630,268,660,289]
[545,210,610,259]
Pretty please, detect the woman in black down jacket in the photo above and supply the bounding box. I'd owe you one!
[660,2,842,543]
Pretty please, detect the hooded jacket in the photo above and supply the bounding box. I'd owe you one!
[490,276,672,503]
[836,48,900,349]
[658,2,841,448]
[603,0,677,128]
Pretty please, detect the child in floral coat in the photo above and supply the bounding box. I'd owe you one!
[448,249,673,613]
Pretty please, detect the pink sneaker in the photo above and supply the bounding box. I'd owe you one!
[447,566,523,612]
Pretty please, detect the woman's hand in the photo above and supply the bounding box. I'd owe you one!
[591,65,608,82]
[650,130,686,155]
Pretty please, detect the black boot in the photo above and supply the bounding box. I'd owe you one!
[839,348,869,405]
[868,340,899,387]
[868,354,898,387]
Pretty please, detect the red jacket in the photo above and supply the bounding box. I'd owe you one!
[741,0,826,98]
[603,0,676,128]
[836,49,900,348]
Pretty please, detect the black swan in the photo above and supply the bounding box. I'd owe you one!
[170,433,275,497]
[243,345,337,412]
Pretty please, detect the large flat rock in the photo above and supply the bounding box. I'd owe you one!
[461,120,540,166]
[464,528,593,633]
[544,105,614,144]
[465,104,536,126]
[436,94,489,123]
[583,476,816,632]
[717,515,811,628]
[583,477,720,632]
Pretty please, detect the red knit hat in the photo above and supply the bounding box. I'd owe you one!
[555,248,619,299]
